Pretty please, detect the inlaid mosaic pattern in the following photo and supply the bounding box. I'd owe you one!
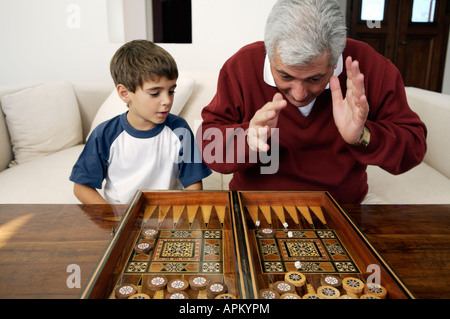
[124,229,222,274]
[255,229,359,274]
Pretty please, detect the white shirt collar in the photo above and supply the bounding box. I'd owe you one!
[263,54,343,116]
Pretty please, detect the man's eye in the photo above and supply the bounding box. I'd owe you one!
[150,92,159,97]
[280,74,292,80]
[169,90,176,95]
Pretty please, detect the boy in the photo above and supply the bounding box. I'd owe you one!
[70,40,211,204]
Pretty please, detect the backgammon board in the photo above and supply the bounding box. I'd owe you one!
[236,191,415,299]
[80,191,415,299]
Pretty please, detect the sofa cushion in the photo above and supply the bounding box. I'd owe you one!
[0,82,82,167]
[405,87,450,179]
[87,76,195,138]
[367,163,450,204]
[0,145,85,204]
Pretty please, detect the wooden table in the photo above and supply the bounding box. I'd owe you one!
[0,203,449,299]
[344,204,450,299]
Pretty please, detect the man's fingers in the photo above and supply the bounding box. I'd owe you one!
[252,94,286,126]
[273,92,285,104]
[355,73,365,102]
[345,57,367,108]
[271,93,287,112]
[248,93,287,151]
[329,76,343,107]
[247,126,270,152]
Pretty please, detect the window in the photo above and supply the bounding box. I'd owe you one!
[151,0,192,43]
[361,0,385,21]
[411,0,436,23]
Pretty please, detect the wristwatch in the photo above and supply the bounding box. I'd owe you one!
[357,126,371,147]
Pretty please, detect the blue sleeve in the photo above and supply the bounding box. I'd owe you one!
[69,115,123,189]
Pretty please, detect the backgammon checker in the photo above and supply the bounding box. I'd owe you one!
[360,294,381,299]
[141,227,158,239]
[317,285,341,299]
[259,288,280,299]
[167,278,189,293]
[128,293,150,299]
[146,275,168,291]
[114,284,138,299]
[258,227,275,238]
[272,281,295,295]
[284,271,306,287]
[342,277,365,295]
[302,283,320,299]
[284,271,306,295]
[206,282,228,298]
[320,274,342,289]
[280,293,301,299]
[338,293,358,299]
[364,283,387,299]
[189,275,210,290]
[302,293,321,299]
[165,291,190,299]
[215,293,236,299]
[134,241,153,254]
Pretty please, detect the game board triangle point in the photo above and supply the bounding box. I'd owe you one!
[259,206,272,225]
[143,205,157,223]
[158,206,171,224]
[200,205,213,227]
[272,206,286,225]
[246,206,259,225]
[296,206,314,228]
[284,206,300,225]
[207,206,222,229]
[172,205,185,223]
[159,206,174,229]
[144,205,159,228]
[190,209,206,229]
[186,205,199,225]
[214,206,226,226]
[309,206,327,226]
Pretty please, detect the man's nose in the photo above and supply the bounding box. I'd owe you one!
[290,81,308,101]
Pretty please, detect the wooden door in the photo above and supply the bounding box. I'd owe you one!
[348,0,450,92]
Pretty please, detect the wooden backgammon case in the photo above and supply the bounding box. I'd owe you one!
[80,190,415,299]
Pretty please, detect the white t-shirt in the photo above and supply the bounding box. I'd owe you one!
[70,112,211,204]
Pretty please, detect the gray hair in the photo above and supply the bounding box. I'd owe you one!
[264,0,347,67]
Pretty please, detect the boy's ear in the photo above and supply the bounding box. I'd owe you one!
[116,84,131,103]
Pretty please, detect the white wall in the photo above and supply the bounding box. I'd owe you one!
[0,0,449,93]
[161,0,275,77]
[0,0,118,85]
[0,0,276,86]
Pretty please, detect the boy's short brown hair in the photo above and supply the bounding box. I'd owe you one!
[110,40,178,93]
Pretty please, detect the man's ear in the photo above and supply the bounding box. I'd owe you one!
[116,84,131,103]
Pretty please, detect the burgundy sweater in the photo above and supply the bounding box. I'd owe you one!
[199,39,427,204]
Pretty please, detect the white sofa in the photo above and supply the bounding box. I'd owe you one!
[1,72,450,205]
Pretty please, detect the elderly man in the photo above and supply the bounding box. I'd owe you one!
[199,0,426,204]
